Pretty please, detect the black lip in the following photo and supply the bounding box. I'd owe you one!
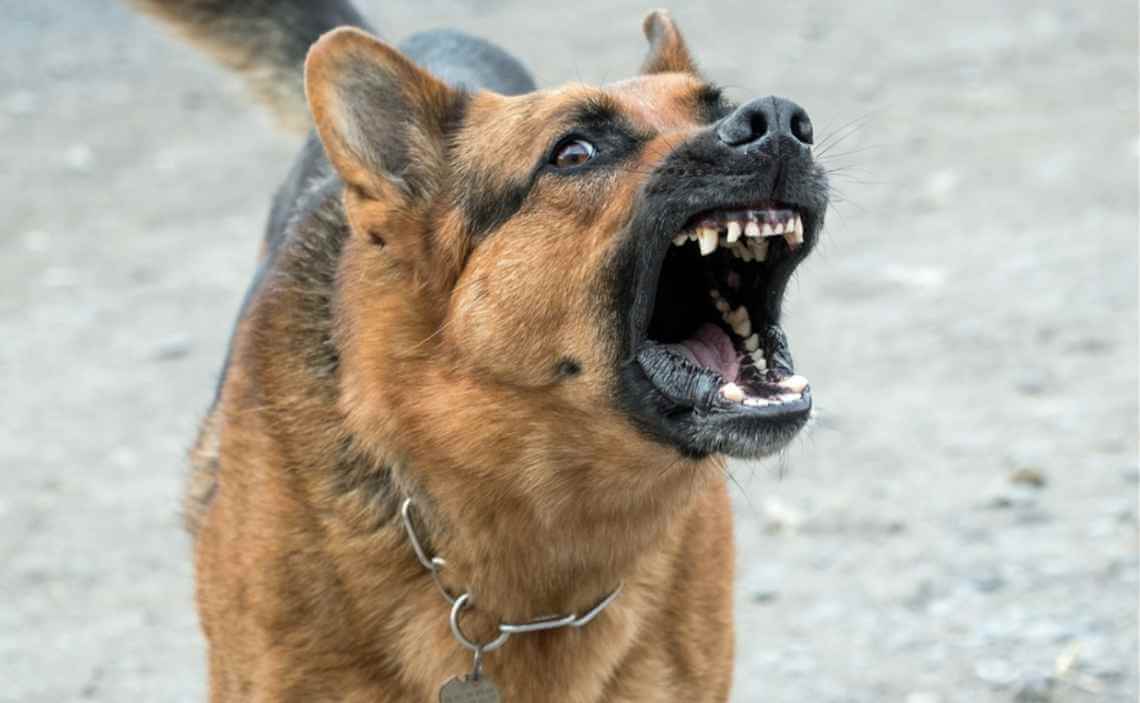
[609,128,828,459]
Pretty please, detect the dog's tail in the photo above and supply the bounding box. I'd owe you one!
[129,0,370,133]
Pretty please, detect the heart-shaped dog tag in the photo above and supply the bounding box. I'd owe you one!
[439,675,501,703]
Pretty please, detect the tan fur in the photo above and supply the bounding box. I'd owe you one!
[189,14,737,702]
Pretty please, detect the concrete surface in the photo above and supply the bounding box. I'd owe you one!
[1,1,1136,701]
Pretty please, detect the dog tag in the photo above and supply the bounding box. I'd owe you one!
[439,675,500,703]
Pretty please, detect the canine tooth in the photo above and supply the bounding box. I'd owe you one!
[744,221,761,238]
[672,234,687,246]
[778,374,809,393]
[784,226,804,250]
[785,215,805,249]
[698,227,719,256]
[720,383,746,402]
[744,334,760,352]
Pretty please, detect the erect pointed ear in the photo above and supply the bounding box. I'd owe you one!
[304,27,463,201]
[640,10,697,75]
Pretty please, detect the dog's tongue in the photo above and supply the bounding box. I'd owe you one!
[666,323,740,382]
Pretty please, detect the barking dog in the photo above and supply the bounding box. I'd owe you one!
[133,1,828,700]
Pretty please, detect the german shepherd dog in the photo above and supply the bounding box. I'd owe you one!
[133,1,828,700]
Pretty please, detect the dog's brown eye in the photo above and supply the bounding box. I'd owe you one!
[552,139,596,168]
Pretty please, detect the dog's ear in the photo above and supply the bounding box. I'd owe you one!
[305,27,462,203]
[640,10,697,75]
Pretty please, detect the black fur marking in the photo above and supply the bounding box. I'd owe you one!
[458,172,535,240]
[330,436,399,532]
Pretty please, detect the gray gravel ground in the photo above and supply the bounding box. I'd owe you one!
[1,1,1136,701]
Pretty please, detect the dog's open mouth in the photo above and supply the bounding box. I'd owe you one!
[626,202,815,457]
[638,204,809,412]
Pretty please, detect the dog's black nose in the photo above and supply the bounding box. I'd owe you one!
[716,96,813,148]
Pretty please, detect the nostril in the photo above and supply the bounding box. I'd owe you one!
[748,111,768,141]
[791,111,813,145]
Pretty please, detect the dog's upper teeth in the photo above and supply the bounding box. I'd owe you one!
[674,209,804,255]
[784,214,805,249]
[697,227,719,256]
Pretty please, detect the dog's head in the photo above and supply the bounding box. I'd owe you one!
[304,13,828,493]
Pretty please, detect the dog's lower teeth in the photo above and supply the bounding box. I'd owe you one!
[720,383,746,402]
[778,374,809,393]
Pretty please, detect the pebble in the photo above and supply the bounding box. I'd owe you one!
[151,335,193,361]
[975,658,1019,687]
[64,144,95,172]
[970,572,1006,593]
[1009,467,1047,488]
[763,497,805,533]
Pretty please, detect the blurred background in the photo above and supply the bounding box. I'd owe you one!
[1,1,1136,701]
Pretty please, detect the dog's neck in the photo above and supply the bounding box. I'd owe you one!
[392,453,714,628]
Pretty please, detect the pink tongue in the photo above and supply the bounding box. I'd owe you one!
[676,323,740,381]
